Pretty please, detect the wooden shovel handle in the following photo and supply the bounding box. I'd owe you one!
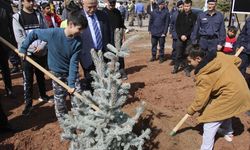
[170,114,190,136]
[235,46,244,57]
[0,36,100,112]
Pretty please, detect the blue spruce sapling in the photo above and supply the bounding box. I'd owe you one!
[60,35,150,150]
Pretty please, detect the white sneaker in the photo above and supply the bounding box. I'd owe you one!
[217,128,233,142]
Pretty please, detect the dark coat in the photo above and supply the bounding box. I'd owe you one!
[148,8,170,37]
[175,11,197,40]
[0,0,17,52]
[80,10,111,69]
[236,17,250,54]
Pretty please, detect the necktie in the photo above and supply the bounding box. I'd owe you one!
[90,16,102,50]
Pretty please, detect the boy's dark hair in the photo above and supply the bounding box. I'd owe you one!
[41,2,50,9]
[188,44,207,59]
[67,11,88,29]
[184,0,192,5]
[228,26,238,34]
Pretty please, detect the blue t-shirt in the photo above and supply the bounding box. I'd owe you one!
[20,28,82,88]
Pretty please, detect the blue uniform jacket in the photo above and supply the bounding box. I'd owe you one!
[169,11,178,39]
[236,18,250,54]
[191,10,226,45]
[148,8,170,37]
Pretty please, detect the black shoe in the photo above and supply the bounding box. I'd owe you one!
[169,60,175,66]
[149,57,156,62]
[184,68,191,77]
[171,67,178,74]
[10,66,20,74]
[38,95,50,102]
[159,57,165,64]
[5,89,16,98]
[22,106,33,116]
[119,69,128,80]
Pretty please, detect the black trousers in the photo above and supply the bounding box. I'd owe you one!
[22,54,47,107]
[0,44,12,92]
[82,63,95,92]
[175,39,191,68]
[9,50,21,67]
[151,35,165,58]
[0,101,8,127]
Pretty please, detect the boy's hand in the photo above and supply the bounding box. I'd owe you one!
[217,45,223,51]
[181,35,187,41]
[19,53,26,60]
[68,88,76,95]
[34,46,42,53]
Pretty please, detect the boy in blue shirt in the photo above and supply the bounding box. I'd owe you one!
[20,11,88,121]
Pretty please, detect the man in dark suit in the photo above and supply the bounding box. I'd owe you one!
[80,0,111,91]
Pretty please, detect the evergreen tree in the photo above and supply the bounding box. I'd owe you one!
[217,0,231,15]
[60,35,151,150]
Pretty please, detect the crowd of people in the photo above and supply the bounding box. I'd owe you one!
[0,0,250,149]
[149,0,250,149]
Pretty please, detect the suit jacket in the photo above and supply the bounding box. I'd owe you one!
[80,10,111,69]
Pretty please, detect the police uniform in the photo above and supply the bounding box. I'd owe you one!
[236,17,250,78]
[191,1,226,52]
[148,0,170,63]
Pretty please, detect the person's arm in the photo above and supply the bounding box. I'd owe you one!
[191,14,201,44]
[218,14,226,46]
[20,28,51,54]
[163,11,170,36]
[148,12,153,32]
[135,4,137,14]
[236,22,248,50]
[54,14,62,27]
[175,13,182,38]
[187,77,213,115]
[169,17,174,35]
[186,13,197,38]
[68,43,81,88]
[12,13,26,49]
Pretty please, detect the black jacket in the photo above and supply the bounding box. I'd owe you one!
[0,0,16,46]
[175,11,197,40]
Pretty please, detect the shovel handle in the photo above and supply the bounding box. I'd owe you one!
[0,36,100,111]
[170,114,190,136]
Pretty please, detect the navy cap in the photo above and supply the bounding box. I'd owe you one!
[177,0,183,7]
[157,0,164,5]
[207,0,217,3]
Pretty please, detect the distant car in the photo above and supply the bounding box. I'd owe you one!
[192,8,203,15]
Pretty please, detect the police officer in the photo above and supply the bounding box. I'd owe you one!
[236,17,250,82]
[191,0,226,53]
[148,0,170,63]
